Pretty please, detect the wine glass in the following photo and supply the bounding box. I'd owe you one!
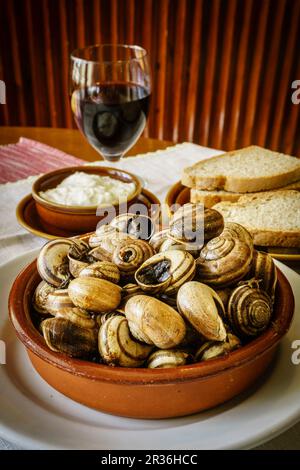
[70,44,151,162]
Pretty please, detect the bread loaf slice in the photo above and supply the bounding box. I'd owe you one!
[213,191,300,247]
[190,180,300,207]
[182,146,300,193]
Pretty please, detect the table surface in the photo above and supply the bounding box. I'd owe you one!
[0,126,299,451]
[0,127,172,161]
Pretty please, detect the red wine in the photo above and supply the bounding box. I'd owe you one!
[72,83,150,161]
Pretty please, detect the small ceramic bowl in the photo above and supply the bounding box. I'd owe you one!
[32,166,142,235]
[9,260,294,419]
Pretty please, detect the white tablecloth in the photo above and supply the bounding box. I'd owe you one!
[1,142,299,449]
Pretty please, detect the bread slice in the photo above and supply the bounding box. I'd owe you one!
[190,180,300,207]
[182,146,300,193]
[213,190,300,247]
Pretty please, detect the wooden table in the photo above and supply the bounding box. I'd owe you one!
[0,127,173,161]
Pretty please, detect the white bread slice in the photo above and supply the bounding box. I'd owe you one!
[182,146,300,192]
[190,180,300,207]
[213,190,300,247]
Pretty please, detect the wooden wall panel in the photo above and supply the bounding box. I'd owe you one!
[0,0,299,156]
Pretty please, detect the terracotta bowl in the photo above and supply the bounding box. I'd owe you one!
[8,259,294,419]
[32,166,142,235]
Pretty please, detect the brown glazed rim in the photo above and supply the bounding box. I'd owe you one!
[9,259,294,385]
[32,166,142,214]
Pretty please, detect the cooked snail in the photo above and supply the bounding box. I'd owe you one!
[147,350,190,369]
[67,239,90,277]
[250,250,277,302]
[79,261,120,284]
[33,280,56,315]
[195,333,241,361]
[110,213,154,241]
[98,314,153,367]
[177,281,227,341]
[68,277,122,313]
[88,225,134,252]
[55,307,96,329]
[125,295,186,349]
[41,317,98,358]
[197,235,252,287]
[112,239,155,276]
[43,288,74,315]
[135,250,196,295]
[37,238,74,287]
[226,280,273,338]
[149,229,169,251]
[169,204,224,247]
[221,222,253,247]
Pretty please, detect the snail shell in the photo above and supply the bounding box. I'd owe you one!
[88,246,112,262]
[88,225,134,252]
[221,222,253,247]
[68,277,122,313]
[177,281,227,341]
[125,295,186,349]
[112,239,155,276]
[159,236,200,257]
[79,261,120,284]
[195,333,241,361]
[197,235,253,287]
[169,204,224,247]
[120,283,146,308]
[33,280,56,315]
[44,288,75,315]
[147,350,190,369]
[67,239,90,277]
[149,229,169,251]
[37,238,74,287]
[110,213,155,241]
[135,250,196,295]
[227,280,273,338]
[98,314,153,367]
[55,307,97,329]
[250,250,277,302]
[41,317,98,358]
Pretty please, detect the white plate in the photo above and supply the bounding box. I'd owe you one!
[0,250,300,450]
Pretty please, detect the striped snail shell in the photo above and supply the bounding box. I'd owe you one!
[250,250,277,302]
[135,250,196,295]
[149,229,169,251]
[147,350,190,369]
[67,239,90,277]
[43,288,74,315]
[195,333,241,362]
[112,239,155,276]
[88,225,135,252]
[197,235,253,287]
[226,280,273,338]
[79,261,120,284]
[55,307,97,329]
[169,204,224,247]
[41,317,98,358]
[110,213,155,241]
[33,280,56,315]
[37,238,74,287]
[221,222,253,248]
[98,314,153,367]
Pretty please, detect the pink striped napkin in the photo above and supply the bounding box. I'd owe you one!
[0,137,85,184]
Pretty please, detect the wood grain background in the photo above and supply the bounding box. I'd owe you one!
[0,0,299,155]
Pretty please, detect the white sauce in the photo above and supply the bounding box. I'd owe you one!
[39,172,136,206]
